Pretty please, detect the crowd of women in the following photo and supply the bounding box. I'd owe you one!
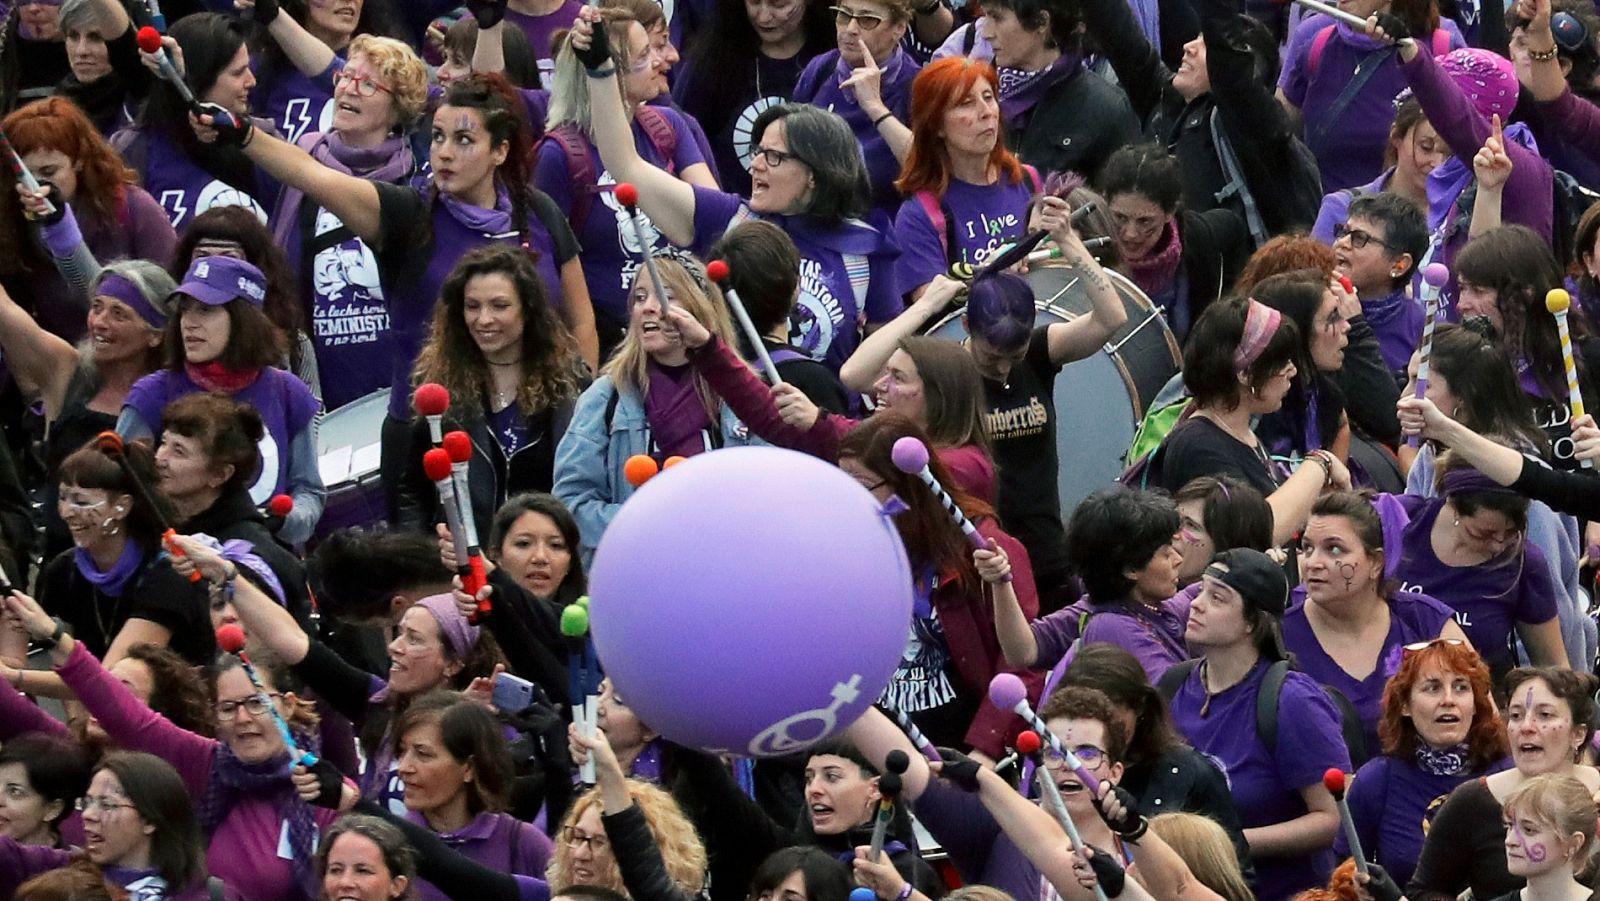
[0,0,1598,897]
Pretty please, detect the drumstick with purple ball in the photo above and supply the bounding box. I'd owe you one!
[1547,289,1593,469]
[989,673,1101,796]
[890,436,1010,581]
[1408,263,1449,448]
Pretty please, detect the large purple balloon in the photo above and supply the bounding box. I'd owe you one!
[588,446,912,757]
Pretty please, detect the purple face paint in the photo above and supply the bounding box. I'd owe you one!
[1511,819,1550,863]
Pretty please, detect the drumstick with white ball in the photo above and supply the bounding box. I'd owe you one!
[1408,263,1448,448]
[1547,289,1593,470]
[1324,768,1369,876]
[705,259,783,385]
[868,751,909,862]
[414,383,450,447]
[989,673,1101,795]
[890,436,1010,581]
[614,182,673,314]
[1018,730,1110,901]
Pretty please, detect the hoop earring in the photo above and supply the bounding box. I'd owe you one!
[101,517,120,536]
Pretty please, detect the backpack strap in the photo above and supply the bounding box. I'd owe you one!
[915,190,958,264]
[842,252,871,310]
[1209,108,1269,247]
[962,22,978,54]
[767,347,808,366]
[1155,658,1201,701]
[539,124,600,234]
[1308,24,1335,77]
[1255,659,1290,757]
[1306,43,1400,159]
[634,106,680,176]
[1022,164,1043,192]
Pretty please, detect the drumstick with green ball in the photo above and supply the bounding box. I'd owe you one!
[562,599,602,784]
[1548,289,1593,469]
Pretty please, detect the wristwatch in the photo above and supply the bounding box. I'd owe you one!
[39,617,68,646]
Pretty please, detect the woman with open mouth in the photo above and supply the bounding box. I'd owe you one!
[1334,638,1507,891]
[1406,666,1600,900]
[6,584,339,901]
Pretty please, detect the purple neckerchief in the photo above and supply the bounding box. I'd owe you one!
[999,53,1082,128]
[1517,356,1558,400]
[1426,122,1537,231]
[438,183,516,238]
[1371,492,1411,579]
[191,532,285,606]
[631,739,664,782]
[74,540,146,597]
[782,211,893,257]
[272,129,415,249]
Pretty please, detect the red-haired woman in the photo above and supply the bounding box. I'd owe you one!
[1336,638,1508,889]
[0,96,177,342]
[891,57,1039,301]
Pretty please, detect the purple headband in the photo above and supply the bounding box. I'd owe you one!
[1442,466,1520,498]
[414,593,480,659]
[98,274,166,329]
[1233,300,1283,370]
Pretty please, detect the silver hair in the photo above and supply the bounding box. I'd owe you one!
[58,0,113,36]
[94,259,180,325]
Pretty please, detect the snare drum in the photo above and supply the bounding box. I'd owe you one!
[314,389,389,540]
[927,264,1181,514]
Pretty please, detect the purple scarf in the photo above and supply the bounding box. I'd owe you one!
[272,130,414,249]
[73,541,145,598]
[438,184,515,238]
[999,52,1082,128]
[199,742,319,901]
[1123,219,1183,298]
[1426,122,1538,235]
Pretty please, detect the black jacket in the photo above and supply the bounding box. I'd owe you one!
[1009,65,1141,180]
[1177,206,1251,326]
[181,488,312,628]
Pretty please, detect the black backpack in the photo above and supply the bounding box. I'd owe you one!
[1156,658,1368,769]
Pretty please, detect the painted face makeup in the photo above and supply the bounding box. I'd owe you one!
[1511,819,1550,864]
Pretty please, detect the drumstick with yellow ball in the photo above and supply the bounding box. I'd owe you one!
[1547,289,1592,469]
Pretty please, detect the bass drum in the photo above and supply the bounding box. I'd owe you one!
[927,264,1181,516]
[314,389,390,543]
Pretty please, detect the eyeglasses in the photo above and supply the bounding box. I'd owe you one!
[1403,638,1467,656]
[562,826,610,852]
[830,6,887,28]
[332,69,393,98]
[1041,744,1108,767]
[1333,223,1395,252]
[215,693,281,719]
[76,795,136,814]
[751,146,799,168]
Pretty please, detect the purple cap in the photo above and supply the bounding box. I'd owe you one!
[173,256,267,308]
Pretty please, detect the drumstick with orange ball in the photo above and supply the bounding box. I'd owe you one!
[93,431,199,582]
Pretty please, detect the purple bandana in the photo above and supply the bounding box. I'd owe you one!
[414,593,481,659]
[97,274,166,329]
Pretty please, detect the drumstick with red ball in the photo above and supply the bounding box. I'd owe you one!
[891,436,1010,581]
[1323,768,1369,876]
[1409,263,1449,448]
[263,494,294,535]
[442,431,489,617]
[93,431,200,582]
[0,127,55,218]
[414,383,450,447]
[423,448,475,596]
[1017,730,1109,901]
[866,751,909,861]
[216,624,317,767]
[613,183,673,315]
[990,673,1100,795]
[137,27,198,107]
[705,259,783,385]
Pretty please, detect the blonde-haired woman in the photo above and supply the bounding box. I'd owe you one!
[559,726,707,901]
[264,26,430,411]
[537,0,716,353]
[1148,814,1254,901]
[553,256,752,559]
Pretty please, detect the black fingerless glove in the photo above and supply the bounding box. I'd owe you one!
[31,183,66,226]
[197,103,255,148]
[574,20,612,71]
[305,758,346,810]
[935,747,981,793]
[467,0,508,29]
[1084,847,1126,898]
[1092,785,1149,842]
[1374,12,1412,42]
[250,0,280,25]
[1362,864,1404,901]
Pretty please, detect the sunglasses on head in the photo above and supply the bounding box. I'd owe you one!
[1402,638,1467,656]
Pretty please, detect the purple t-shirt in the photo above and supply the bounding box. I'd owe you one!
[253,57,340,146]
[1281,590,1454,755]
[793,48,921,214]
[1338,753,1510,889]
[373,184,579,419]
[1393,495,1559,671]
[112,128,273,229]
[1170,659,1352,901]
[124,367,319,499]
[689,185,900,372]
[507,1,584,81]
[893,175,1034,295]
[534,109,707,324]
[1279,16,1463,191]
[408,810,554,901]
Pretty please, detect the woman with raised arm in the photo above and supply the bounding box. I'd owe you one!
[55,0,152,136]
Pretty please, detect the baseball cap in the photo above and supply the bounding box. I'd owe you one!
[1205,548,1290,617]
[173,256,268,308]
